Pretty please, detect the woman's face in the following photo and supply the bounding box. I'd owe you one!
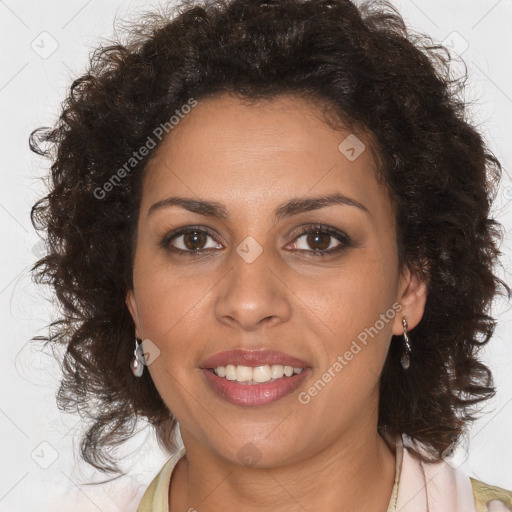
[126,93,427,467]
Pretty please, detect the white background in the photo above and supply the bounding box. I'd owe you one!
[1,0,511,510]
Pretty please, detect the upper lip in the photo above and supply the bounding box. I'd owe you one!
[200,349,312,369]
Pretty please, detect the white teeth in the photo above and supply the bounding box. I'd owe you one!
[271,364,284,379]
[212,364,305,383]
[225,364,237,380]
[253,365,272,382]
[236,365,253,382]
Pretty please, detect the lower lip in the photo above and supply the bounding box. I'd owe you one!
[201,368,312,407]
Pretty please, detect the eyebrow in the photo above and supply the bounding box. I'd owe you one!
[147,192,370,223]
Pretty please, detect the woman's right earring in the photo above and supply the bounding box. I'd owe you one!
[130,336,145,378]
[400,316,411,370]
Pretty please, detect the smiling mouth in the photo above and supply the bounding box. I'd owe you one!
[207,364,306,385]
[202,365,312,407]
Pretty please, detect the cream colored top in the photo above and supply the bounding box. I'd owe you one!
[136,434,512,512]
[137,436,403,512]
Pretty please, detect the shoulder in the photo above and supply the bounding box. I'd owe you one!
[470,477,512,512]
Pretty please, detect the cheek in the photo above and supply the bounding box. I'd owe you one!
[297,263,397,426]
[132,261,208,413]
[131,253,210,366]
[307,248,398,367]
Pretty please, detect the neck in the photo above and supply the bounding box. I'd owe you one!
[169,427,397,512]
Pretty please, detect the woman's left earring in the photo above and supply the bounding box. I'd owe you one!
[130,336,145,377]
[401,316,412,370]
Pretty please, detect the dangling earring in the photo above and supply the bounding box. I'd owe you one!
[401,317,411,370]
[130,336,145,377]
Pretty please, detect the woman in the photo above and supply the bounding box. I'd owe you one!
[30,0,512,510]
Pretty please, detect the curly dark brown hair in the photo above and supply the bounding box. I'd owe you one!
[30,0,510,475]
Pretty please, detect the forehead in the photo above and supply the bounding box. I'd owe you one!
[140,93,393,223]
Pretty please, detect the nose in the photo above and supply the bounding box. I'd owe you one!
[214,242,292,332]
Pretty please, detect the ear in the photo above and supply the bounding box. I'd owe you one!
[391,264,428,336]
[125,288,142,339]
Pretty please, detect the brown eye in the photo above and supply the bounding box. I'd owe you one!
[160,227,223,255]
[289,224,351,257]
[304,232,331,251]
[182,231,208,251]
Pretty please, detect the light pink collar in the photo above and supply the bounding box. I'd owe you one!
[388,432,476,512]
[138,432,477,511]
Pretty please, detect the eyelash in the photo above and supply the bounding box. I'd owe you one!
[159,224,352,258]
